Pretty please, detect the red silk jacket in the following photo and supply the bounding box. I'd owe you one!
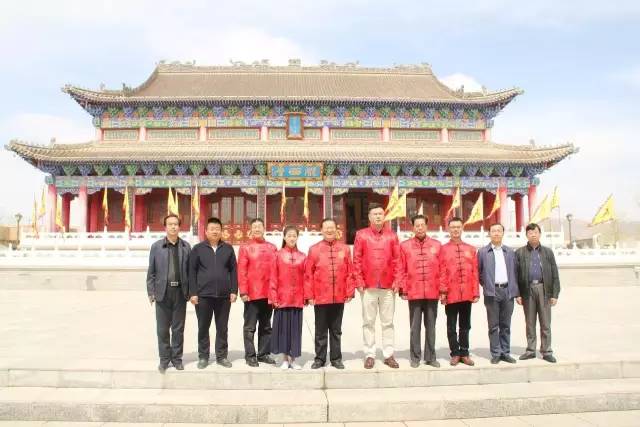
[353,225,401,290]
[269,246,306,308]
[238,238,278,300]
[398,236,443,300]
[304,239,355,304]
[440,240,480,304]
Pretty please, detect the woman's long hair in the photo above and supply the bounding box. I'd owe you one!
[281,225,299,248]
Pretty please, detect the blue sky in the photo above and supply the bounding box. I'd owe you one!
[1,0,639,223]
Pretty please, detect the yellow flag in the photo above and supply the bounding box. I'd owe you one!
[550,186,560,210]
[167,187,179,215]
[32,196,39,238]
[192,183,200,223]
[384,192,407,221]
[385,184,399,214]
[123,186,131,232]
[446,187,461,217]
[55,195,64,232]
[102,187,109,226]
[530,194,551,223]
[591,194,615,226]
[280,183,286,225]
[464,193,484,226]
[486,186,501,219]
[38,187,46,219]
[303,183,309,224]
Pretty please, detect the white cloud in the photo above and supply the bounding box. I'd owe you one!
[440,73,485,92]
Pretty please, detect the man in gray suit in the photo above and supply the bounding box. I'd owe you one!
[147,214,191,373]
[478,223,519,364]
[515,223,560,363]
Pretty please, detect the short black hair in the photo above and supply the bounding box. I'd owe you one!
[368,202,384,213]
[320,217,336,227]
[163,214,181,226]
[448,216,463,225]
[411,214,428,225]
[249,218,264,226]
[489,223,504,232]
[207,217,222,227]
[526,223,541,233]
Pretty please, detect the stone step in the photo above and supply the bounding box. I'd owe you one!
[2,359,638,390]
[1,378,639,423]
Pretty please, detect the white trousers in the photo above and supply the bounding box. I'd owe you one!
[361,288,395,358]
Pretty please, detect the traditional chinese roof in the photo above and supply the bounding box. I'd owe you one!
[63,62,522,107]
[6,139,576,169]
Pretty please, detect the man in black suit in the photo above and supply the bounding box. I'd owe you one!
[189,217,238,369]
[147,214,191,373]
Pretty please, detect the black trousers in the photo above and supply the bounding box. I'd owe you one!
[195,296,231,361]
[484,287,515,357]
[314,303,344,364]
[408,299,438,362]
[243,298,273,359]
[155,286,187,363]
[445,301,472,357]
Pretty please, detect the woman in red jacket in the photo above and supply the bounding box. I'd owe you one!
[270,225,307,370]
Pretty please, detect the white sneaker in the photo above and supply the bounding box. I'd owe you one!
[280,360,290,370]
[290,360,302,370]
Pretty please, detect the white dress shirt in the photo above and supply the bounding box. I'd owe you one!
[491,244,508,284]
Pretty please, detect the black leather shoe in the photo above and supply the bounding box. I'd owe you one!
[257,355,276,365]
[171,360,184,370]
[158,362,169,374]
[500,354,517,364]
[410,359,420,368]
[426,360,440,368]
[311,360,325,369]
[216,358,232,368]
[330,360,345,370]
[543,354,557,363]
[490,356,501,364]
[246,358,259,367]
[519,352,536,360]
[197,358,208,369]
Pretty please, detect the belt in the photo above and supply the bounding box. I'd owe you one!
[530,280,543,285]
[495,282,508,288]
[169,281,181,287]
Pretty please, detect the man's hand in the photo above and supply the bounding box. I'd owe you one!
[148,295,155,306]
[516,297,523,305]
[230,293,237,303]
[472,296,480,303]
[241,295,249,302]
[357,286,364,294]
[549,298,558,306]
[272,302,279,308]
[345,297,353,303]
[307,299,314,306]
[400,294,407,301]
[190,296,199,305]
[439,294,447,305]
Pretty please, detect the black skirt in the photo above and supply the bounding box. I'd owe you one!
[271,307,303,357]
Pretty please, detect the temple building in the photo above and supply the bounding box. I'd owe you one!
[7,60,576,244]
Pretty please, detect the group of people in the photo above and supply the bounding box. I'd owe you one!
[146,203,561,373]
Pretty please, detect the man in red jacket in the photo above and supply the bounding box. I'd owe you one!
[305,218,354,370]
[353,203,401,369]
[440,216,480,366]
[238,218,278,367]
[398,214,443,368]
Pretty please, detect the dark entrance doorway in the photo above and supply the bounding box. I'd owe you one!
[343,190,386,244]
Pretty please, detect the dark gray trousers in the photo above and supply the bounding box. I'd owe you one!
[409,299,438,362]
[523,283,553,355]
[484,286,514,357]
[155,286,187,364]
[243,298,273,360]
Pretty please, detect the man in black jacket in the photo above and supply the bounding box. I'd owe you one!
[189,217,238,369]
[146,214,191,373]
[515,223,561,363]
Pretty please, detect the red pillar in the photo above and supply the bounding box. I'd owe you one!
[134,194,147,232]
[46,184,57,232]
[62,194,72,232]
[514,194,524,231]
[89,192,100,232]
[528,184,537,222]
[198,194,208,241]
[77,184,88,232]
